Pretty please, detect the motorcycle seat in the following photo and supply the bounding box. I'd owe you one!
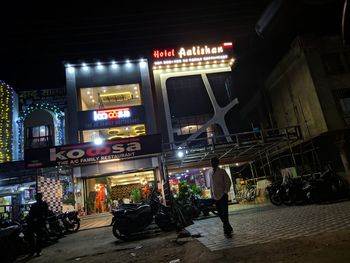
[124,204,152,218]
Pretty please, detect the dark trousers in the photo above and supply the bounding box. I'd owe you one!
[215,194,233,234]
[29,225,44,254]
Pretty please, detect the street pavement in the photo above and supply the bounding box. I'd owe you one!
[186,200,350,251]
[14,200,350,262]
[80,212,113,230]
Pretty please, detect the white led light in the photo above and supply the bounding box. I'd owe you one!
[94,137,103,145]
[177,151,184,158]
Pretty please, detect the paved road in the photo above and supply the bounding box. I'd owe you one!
[186,200,350,251]
[14,201,350,262]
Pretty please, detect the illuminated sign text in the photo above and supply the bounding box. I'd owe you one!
[152,42,233,66]
[93,108,131,121]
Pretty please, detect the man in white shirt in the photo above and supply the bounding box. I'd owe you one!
[209,157,233,238]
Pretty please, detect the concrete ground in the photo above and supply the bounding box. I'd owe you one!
[14,200,350,263]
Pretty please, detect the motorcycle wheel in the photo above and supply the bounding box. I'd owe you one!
[112,222,127,240]
[67,220,80,233]
[269,191,282,206]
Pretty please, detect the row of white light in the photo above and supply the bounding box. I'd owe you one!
[153,58,235,70]
[66,59,147,73]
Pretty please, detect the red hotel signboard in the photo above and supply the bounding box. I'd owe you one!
[24,134,162,168]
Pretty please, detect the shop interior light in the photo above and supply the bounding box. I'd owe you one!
[82,62,87,67]
[235,163,239,166]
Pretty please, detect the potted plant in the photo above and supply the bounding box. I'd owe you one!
[130,188,141,203]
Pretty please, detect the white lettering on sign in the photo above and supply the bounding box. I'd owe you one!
[178,46,224,58]
[93,108,131,121]
[50,142,142,161]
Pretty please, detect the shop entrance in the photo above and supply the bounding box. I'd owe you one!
[84,170,155,215]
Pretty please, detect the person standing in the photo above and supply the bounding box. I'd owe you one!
[209,157,233,238]
[27,193,49,257]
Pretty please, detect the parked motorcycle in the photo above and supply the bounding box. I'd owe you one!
[0,220,31,262]
[57,211,80,233]
[267,168,349,206]
[308,168,349,203]
[266,180,283,206]
[190,194,218,217]
[111,189,184,240]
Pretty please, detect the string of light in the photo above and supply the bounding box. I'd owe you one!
[0,81,14,163]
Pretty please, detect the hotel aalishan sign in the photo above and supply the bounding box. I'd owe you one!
[152,42,233,66]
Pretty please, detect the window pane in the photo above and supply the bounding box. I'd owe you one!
[32,127,40,138]
[80,84,142,111]
[82,124,146,143]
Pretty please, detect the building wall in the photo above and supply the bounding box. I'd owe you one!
[65,60,157,144]
[265,38,328,140]
[303,36,350,131]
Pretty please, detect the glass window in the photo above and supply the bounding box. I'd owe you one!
[80,84,142,111]
[25,125,52,148]
[82,124,146,142]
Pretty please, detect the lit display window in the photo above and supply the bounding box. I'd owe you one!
[82,124,146,142]
[80,84,142,111]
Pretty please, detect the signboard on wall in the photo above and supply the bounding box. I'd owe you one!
[24,134,162,168]
[152,42,233,66]
[77,105,145,130]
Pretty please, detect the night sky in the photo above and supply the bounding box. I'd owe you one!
[0,0,345,92]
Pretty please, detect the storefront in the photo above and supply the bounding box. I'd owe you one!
[0,161,37,220]
[151,42,237,201]
[25,134,162,215]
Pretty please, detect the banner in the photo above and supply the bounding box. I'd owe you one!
[25,134,162,168]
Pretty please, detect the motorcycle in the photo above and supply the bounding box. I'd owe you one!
[0,220,31,262]
[190,194,218,217]
[308,168,349,203]
[57,211,80,233]
[266,180,283,206]
[111,189,178,240]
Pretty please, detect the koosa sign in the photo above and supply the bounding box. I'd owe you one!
[50,141,140,166]
[25,134,161,168]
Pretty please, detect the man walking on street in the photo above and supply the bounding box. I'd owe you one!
[209,157,233,238]
[27,193,49,257]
